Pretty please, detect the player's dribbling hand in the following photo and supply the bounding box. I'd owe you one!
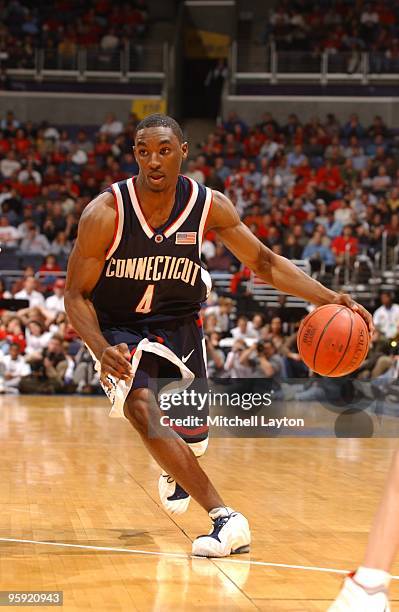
[100,343,133,387]
[332,292,374,337]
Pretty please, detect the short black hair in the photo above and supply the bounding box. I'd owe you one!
[136,114,184,143]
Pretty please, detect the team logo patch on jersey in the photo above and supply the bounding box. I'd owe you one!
[176,232,197,245]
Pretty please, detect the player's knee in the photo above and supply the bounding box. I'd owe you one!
[124,389,152,434]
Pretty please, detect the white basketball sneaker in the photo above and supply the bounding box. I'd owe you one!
[328,574,390,611]
[192,506,251,557]
[158,472,191,514]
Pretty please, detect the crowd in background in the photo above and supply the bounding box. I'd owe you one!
[196,110,399,272]
[0,0,148,71]
[0,107,399,396]
[266,0,399,66]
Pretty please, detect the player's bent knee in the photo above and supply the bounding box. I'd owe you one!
[124,388,153,434]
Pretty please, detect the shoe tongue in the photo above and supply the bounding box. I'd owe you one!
[209,506,234,520]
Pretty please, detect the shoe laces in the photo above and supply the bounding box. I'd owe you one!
[212,515,230,529]
[162,475,175,484]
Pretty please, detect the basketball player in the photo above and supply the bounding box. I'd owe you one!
[65,114,372,558]
[329,452,399,611]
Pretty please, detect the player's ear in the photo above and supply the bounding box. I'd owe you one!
[181,141,188,159]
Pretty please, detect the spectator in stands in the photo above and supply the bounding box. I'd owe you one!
[42,335,68,387]
[14,277,44,309]
[71,144,88,167]
[261,317,286,351]
[185,160,205,183]
[203,309,222,335]
[39,254,62,290]
[205,297,233,334]
[73,345,100,393]
[251,313,265,337]
[239,340,283,392]
[0,111,19,131]
[99,113,123,137]
[205,332,225,379]
[0,215,20,249]
[331,224,359,261]
[205,167,224,192]
[283,234,303,259]
[223,111,248,136]
[214,156,230,183]
[343,114,365,139]
[100,28,120,53]
[25,320,52,357]
[51,231,72,258]
[20,222,51,256]
[0,315,26,354]
[20,334,69,394]
[355,330,391,379]
[231,315,258,342]
[287,145,306,168]
[0,343,30,394]
[372,165,392,193]
[302,231,335,269]
[57,36,77,70]
[45,279,66,317]
[18,160,42,185]
[280,332,308,378]
[224,339,253,378]
[75,130,93,154]
[0,278,11,300]
[373,292,399,340]
[0,150,21,178]
[368,115,388,139]
[207,242,233,272]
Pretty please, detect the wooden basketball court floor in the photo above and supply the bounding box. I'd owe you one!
[1,395,399,611]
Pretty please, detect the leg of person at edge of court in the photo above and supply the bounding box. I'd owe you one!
[123,387,251,557]
[328,449,399,611]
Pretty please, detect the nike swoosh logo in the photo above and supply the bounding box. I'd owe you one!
[182,349,194,364]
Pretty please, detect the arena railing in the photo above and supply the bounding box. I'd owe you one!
[6,42,168,85]
[231,42,399,85]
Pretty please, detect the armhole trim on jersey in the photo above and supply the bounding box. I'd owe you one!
[198,186,213,258]
[105,182,124,260]
[163,177,199,238]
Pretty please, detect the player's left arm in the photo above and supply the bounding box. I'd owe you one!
[206,190,374,333]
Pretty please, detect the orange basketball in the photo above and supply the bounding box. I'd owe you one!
[297,304,370,377]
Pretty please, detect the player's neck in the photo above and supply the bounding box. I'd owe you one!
[135,176,176,214]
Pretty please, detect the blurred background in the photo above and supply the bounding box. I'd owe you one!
[0,0,399,402]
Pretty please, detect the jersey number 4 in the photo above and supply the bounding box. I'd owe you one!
[135,284,154,314]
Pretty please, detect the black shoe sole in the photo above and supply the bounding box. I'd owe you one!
[231,544,250,554]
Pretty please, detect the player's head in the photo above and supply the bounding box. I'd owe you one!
[134,114,188,192]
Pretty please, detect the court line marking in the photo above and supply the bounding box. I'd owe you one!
[1,536,399,579]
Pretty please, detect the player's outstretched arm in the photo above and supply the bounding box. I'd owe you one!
[65,192,132,382]
[207,190,373,332]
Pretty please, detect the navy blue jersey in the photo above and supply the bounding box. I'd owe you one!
[92,175,213,328]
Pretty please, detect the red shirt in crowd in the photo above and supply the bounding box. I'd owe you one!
[331,236,359,256]
[315,165,343,191]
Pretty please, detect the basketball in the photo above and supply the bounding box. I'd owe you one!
[297,304,370,377]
